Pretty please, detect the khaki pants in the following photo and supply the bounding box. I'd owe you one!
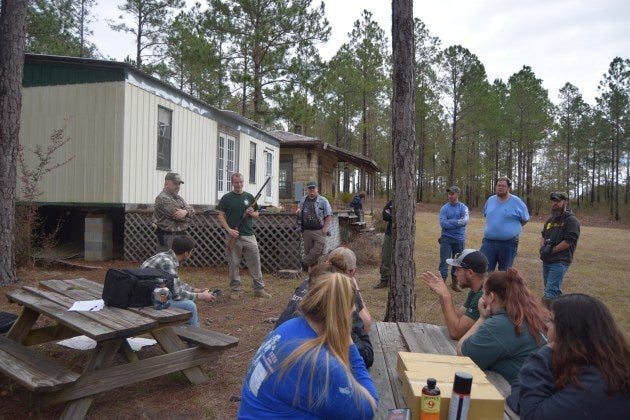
[227,235,265,292]
[302,229,327,267]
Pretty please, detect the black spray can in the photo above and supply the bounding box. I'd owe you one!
[447,372,472,420]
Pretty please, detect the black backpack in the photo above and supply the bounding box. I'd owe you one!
[102,268,176,308]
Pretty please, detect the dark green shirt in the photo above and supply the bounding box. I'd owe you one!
[216,191,258,236]
[463,287,484,321]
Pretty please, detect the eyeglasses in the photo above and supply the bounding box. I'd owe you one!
[307,186,316,189]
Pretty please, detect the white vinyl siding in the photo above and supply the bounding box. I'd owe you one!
[18,81,125,204]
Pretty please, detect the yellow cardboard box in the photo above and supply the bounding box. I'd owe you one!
[396,352,479,378]
[397,353,504,420]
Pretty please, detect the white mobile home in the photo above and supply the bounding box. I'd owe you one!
[20,54,280,208]
[19,54,280,263]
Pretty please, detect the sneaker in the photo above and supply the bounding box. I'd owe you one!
[254,289,272,298]
[373,282,388,289]
[229,290,243,300]
[299,259,309,272]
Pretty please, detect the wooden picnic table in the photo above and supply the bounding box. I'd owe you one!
[1,278,238,420]
[368,321,519,420]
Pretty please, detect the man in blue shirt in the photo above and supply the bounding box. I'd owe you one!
[439,186,469,291]
[480,176,529,272]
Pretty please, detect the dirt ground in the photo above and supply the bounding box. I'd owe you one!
[0,257,404,419]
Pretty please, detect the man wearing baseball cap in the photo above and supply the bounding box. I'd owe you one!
[539,192,580,308]
[296,181,332,271]
[438,186,469,292]
[153,172,195,252]
[421,249,488,339]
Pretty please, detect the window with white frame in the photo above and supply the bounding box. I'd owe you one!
[279,157,292,199]
[216,132,236,200]
[249,142,257,183]
[265,150,273,199]
[157,106,172,170]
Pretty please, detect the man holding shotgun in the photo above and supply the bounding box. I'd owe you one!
[217,173,272,299]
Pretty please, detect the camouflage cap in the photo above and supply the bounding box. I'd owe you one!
[550,192,567,201]
[165,172,184,184]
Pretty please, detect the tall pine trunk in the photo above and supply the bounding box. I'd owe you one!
[385,0,416,322]
[0,0,28,285]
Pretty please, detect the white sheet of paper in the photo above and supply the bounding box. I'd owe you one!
[68,299,105,312]
[57,335,157,351]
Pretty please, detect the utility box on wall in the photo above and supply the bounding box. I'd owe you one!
[85,214,113,261]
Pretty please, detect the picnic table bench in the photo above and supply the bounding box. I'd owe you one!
[369,321,519,420]
[1,278,238,419]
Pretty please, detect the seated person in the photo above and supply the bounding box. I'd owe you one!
[421,249,488,339]
[238,272,378,419]
[277,248,373,367]
[457,268,548,384]
[508,293,630,419]
[141,235,216,327]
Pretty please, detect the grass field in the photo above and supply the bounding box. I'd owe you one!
[358,209,630,335]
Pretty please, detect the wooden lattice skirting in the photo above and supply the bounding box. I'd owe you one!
[124,211,343,272]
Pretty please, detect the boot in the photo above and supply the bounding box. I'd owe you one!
[541,296,553,309]
[254,289,272,298]
[450,276,462,292]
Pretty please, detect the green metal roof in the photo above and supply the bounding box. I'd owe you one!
[23,55,127,87]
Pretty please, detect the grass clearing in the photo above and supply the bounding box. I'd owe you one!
[358,210,630,334]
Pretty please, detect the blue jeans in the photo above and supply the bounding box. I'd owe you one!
[170,299,199,327]
[480,237,519,272]
[542,262,569,299]
[439,236,464,279]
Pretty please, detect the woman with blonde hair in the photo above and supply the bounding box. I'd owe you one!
[238,272,378,419]
[509,293,630,418]
[276,247,374,367]
[457,268,548,383]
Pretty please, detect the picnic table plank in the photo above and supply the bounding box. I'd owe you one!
[172,325,239,350]
[367,324,396,420]
[42,347,218,404]
[401,322,457,355]
[375,322,407,410]
[7,289,124,341]
[41,278,191,324]
[22,286,157,332]
[0,336,80,393]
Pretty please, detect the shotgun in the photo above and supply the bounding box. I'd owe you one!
[227,176,271,250]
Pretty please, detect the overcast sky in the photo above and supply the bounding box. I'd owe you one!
[92,0,630,105]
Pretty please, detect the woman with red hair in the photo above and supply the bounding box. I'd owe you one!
[457,268,548,383]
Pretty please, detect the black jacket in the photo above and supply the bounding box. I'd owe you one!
[540,210,580,264]
[276,279,374,368]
